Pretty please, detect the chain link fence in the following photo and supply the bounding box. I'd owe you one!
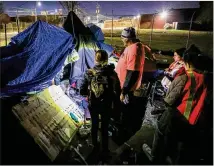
[0,12,213,58]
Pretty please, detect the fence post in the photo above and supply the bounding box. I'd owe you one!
[186,11,196,49]
[149,14,155,47]
[111,10,113,46]
[4,24,7,46]
[16,9,20,33]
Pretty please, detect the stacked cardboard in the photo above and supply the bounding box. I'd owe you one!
[12,85,85,161]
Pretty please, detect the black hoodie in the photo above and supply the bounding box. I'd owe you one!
[80,64,121,106]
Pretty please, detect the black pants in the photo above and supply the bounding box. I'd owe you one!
[89,105,110,152]
[121,93,147,141]
[151,107,197,164]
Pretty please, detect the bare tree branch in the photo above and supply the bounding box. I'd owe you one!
[59,1,79,12]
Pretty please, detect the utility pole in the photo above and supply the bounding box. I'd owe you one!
[111,10,113,46]
[34,8,37,22]
[96,3,100,24]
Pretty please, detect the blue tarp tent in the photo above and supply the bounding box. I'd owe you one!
[86,23,105,42]
[63,11,114,84]
[1,21,75,97]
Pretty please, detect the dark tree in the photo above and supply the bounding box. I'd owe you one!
[196,1,213,25]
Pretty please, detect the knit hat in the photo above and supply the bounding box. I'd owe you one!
[174,48,186,57]
[121,27,136,39]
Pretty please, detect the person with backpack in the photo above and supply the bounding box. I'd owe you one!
[80,50,120,156]
[115,27,153,140]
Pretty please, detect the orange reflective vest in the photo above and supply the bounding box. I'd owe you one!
[177,70,207,125]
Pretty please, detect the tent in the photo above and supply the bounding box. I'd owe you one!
[86,23,105,42]
[63,11,114,84]
[0,21,75,97]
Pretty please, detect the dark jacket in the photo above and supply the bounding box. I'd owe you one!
[80,64,121,107]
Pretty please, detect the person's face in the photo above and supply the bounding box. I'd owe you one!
[121,37,128,47]
[173,52,181,62]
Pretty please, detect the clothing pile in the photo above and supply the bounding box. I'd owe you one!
[142,81,166,128]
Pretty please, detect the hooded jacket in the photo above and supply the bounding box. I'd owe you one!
[80,64,120,106]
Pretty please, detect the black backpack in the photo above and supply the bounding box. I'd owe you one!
[88,68,110,101]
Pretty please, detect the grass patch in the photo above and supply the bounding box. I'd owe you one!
[0,29,212,58]
[104,29,213,57]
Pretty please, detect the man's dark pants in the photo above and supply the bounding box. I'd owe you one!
[151,107,197,164]
[121,93,147,142]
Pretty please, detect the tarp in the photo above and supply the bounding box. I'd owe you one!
[87,23,105,42]
[70,35,100,83]
[63,11,114,84]
[1,21,75,97]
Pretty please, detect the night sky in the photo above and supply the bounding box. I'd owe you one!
[3,1,200,16]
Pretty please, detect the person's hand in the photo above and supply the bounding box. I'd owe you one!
[120,93,125,102]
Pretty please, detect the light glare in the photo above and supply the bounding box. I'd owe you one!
[37,1,41,7]
[161,11,167,18]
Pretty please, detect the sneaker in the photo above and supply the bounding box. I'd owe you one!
[142,144,154,161]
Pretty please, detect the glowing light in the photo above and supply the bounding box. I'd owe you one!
[37,1,41,7]
[160,11,168,19]
[137,15,140,19]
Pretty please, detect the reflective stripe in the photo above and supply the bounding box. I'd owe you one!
[183,71,196,120]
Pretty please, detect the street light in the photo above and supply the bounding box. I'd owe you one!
[37,1,41,7]
[160,11,167,19]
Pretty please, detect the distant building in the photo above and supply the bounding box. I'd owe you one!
[104,17,133,29]
[103,8,199,30]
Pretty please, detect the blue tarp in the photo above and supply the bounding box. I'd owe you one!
[87,23,105,42]
[1,21,75,97]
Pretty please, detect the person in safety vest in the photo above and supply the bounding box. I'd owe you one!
[115,27,153,140]
[142,44,209,164]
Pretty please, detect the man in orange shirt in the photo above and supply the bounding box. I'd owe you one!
[115,27,153,139]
